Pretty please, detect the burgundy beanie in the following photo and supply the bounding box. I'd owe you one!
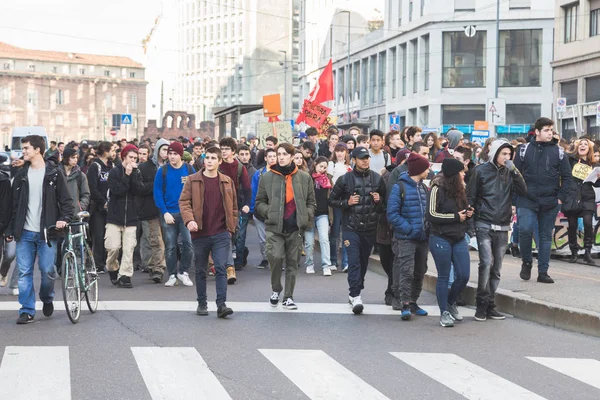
[395,148,411,165]
[407,153,430,176]
[120,144,138,160]
[167,141,184,157]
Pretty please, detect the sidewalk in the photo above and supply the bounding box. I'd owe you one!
[368,250,600,337]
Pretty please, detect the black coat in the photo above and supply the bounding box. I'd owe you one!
[7,161,75,241]
[329,167,386,234]
[0,170,11,235]
[562,157,599,216]
[106,165,142,227]
[87,158,113,214]
[134,159,160,221]
[426,177,470,244]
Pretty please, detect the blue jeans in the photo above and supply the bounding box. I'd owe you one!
[304,215,332,269]
[518,205,559,273]
[343,231,376,297]
[16,230,58,316]
[234,212,250,267]
[330,208,348,268]
[193,231,231,307]
[161,212,193,276]
[429,235,470,313]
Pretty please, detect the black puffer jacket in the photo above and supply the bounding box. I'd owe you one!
[329,167,386,234]
[562,156,599,215]
[106,164,142,227]
[467,140,527,226]
[134,158,160,220]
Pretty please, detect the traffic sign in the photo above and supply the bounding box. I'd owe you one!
[389,114,400,126]
[390,124,400,131]
[464,25,477,38]
[556,98,567,113]
[486,98,506,125]
[471,130,489,146]
[110,128,117,136]
[121,114,132,125]
[596,103,600,126]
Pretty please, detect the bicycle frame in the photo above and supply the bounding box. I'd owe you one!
[62,223,90,292]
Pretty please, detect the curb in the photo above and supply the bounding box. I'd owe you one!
[367,255,600,337]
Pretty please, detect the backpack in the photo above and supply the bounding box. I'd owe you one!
[383,151,390,167]
[161,163,194,201]
[519,142,564,162]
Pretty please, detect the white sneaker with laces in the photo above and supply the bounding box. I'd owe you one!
[342,265,349,273]
[0,274,7,287]
[322,267,332,276]
[282,298,298,310]
[349,295,364,314]
[165,275,178,287]
[269,292,280,307]
[10,288,19,296]
[177,272,194,287]
[305,266,315,274]
[329,265,338,271]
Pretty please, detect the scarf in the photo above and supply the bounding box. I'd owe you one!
[271,163,298,220]
[312,172,332,189]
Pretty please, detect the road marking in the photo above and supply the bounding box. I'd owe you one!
[0,300,474,317]
[527,357,600,390]
[260,349,389,400]
[131,347,231,400]
[0,346,71,400]
[391,352,545,400]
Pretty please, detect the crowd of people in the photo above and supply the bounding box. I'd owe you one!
[0,115,594,327]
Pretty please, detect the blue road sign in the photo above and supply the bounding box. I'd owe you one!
[121,114,132,124]
[389,114,400,126]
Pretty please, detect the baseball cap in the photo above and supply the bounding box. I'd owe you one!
[351,147,370,160]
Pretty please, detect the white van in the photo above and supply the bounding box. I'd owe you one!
[10,126,49,159]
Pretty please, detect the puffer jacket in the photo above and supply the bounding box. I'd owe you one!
[134,159,160,220]
[562,156,599,215]
[59,164,90,213]
[106,164,142,227]
[255,164,316,234]
[467,139,527,226]
[426,176,470,244]
[0,169,12,235]
[329,167,386,234]
[387,172,428,241]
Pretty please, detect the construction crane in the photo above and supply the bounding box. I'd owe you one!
[141,13,163,55]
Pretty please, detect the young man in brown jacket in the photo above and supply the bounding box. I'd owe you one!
[179,147,238,318]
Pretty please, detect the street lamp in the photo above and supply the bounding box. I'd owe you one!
[334,10,351,123]
[278,50,288,120]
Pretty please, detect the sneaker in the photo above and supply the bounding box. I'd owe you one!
[177,272,194,287]
[537,272,554,284]
[258,260,268,269]
[226,266,237,284]
[329,265,338,271]
[165,274,178,287]
[96,266,106,274]
[282,298,298,310]
[0,274,7,287]
[269,291,279,307]
[196,303,208,316]
[447,303,463,321]
[42,302,54,317]
[391,296,403,311]
[384,293,393,306]
[342,265,348,273]
[474,304,487,321]
[440,311,455,327]
[520,261,533,281]
[108,270,119,285]
[16,313,34,324]
[409,303,428,316]
[217,304,233,318]
[151,271,163,283]
[322,267,332,276]
[582,250,596,266]
[10,288,19,296]
[305,265,315,274]
[242,247,249,267]
[569,252,578,263]
[208,266,215,276]
[349,296,364,315]
[487,308,505,320]
[400,303,412,321]
[117,276,133,288]
[510,243,521,258]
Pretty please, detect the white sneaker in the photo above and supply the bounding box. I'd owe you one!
[305,266,315,274]
[10,288,19,296]
[322,267,332,276]
[342,265,349,273]
[0,274,7,287]
[269,291,279,307]
[177,272,194,287]
[165,275,178,287]
[282,298,298,310]
[349,295,364,315]
[329,265,338,271]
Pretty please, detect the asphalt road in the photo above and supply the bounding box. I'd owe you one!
[1,232,599,400]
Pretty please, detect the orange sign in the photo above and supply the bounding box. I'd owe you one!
[263,94,281,117]
[474,120,489,131]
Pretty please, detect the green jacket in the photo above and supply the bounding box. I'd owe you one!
[255,167,316,233]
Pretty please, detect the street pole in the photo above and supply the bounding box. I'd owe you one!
[346,11,350,123]
[493,0,500,137]
[279,50,288,120]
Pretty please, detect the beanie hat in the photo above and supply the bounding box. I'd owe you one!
[182,151,193,162]
[120,144,138,160]
[167,141,184,157]
[407,153,430,176]
[446,129,464,150]
[442,158,464,178]
[395,148,412,165]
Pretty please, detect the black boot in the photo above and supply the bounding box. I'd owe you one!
[519,261,533,281]
[510,243,521,258]
[569,251,578,264]
[582,249,596,266]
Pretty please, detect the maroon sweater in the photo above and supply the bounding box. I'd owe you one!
[192,175,227,238]
[219,159,251,207]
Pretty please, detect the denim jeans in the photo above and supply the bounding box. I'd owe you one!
[16,230,58,316]
[160,212,193,276]
[344,231,376,297]
[518,205,559,273]
[193,231,230,307]
[429,235,470,313]
[0,239,18,289]
[330,208,348,268]
[476,228,508,308]
[253,216,267,261]
[304,215,332,269]
[234,212,250,267]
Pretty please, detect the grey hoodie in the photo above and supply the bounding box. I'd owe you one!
[152,138,170,167]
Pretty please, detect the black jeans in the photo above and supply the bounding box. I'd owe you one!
[377,243,394,297]
[90,211,107,270]
[475,228,508,308]
[567,212,594,252]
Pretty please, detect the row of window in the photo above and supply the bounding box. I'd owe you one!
[560,75,600,105]
[2,62,137,78]
[182,21,244,47]
[564,4,600,43]
[184,46,244,71]
[0,87,137,109]
[185,0,243,21]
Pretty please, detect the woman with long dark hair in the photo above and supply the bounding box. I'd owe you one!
[423,132,441,162]
[426,159,473,327]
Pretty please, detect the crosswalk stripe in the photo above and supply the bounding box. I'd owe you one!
[260,349,390,400]
[0,300,475,316]
[131,347,231,400]
[0,346,71,400]
[391,352,545,400]
[527,357,600,390]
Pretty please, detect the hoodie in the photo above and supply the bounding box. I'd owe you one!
[135,138,169,220]
[87,157,114,213]
[435,129,463,163]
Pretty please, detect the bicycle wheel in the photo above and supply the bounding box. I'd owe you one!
[62,252,81,324]
[83,242,98,313]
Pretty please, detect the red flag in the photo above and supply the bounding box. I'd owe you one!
[296,59,334,124]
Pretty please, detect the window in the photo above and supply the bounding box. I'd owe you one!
[498,30,542,87]
[3,63,10,70]
[52,66,58,73]
[411,39,418,93]
[370,55,377,104]
[423,35,430,91]
[420,106,429,126]
[506,104,541,124]
[105,93,112,108]
[398,0,403,26]
[564,3,578,43]
[353,61,360,100]
[55,115,64,126]
[401,44,407,96]
[103,70,110,77]
[379,51,386,103]
[443,31,486,88]
[586,76,600,102]
[79,68,85,75]
[27,89,38,106]
[509,0,531,9]
[391,47,397,98]
[131,93,138,109]
[421,0,425,16]
[561,80,578,105]
[361,58,368,106]
[28,64,36,72]
[409,1,413,22]
[130,72,136,78]
[454,0,475,11]
[56,89,64,105]
[1,87,9,104]
[591,8,600,37]
[442,105,485,124]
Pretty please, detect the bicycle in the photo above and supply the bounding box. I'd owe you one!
[46,211,99,324]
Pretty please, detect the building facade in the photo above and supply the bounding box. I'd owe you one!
[0,42,147,147]
[175,0,300,138]
[552,0,600,138]
[300,0,555,136]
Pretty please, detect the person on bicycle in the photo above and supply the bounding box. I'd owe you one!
[6,135,74,324]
